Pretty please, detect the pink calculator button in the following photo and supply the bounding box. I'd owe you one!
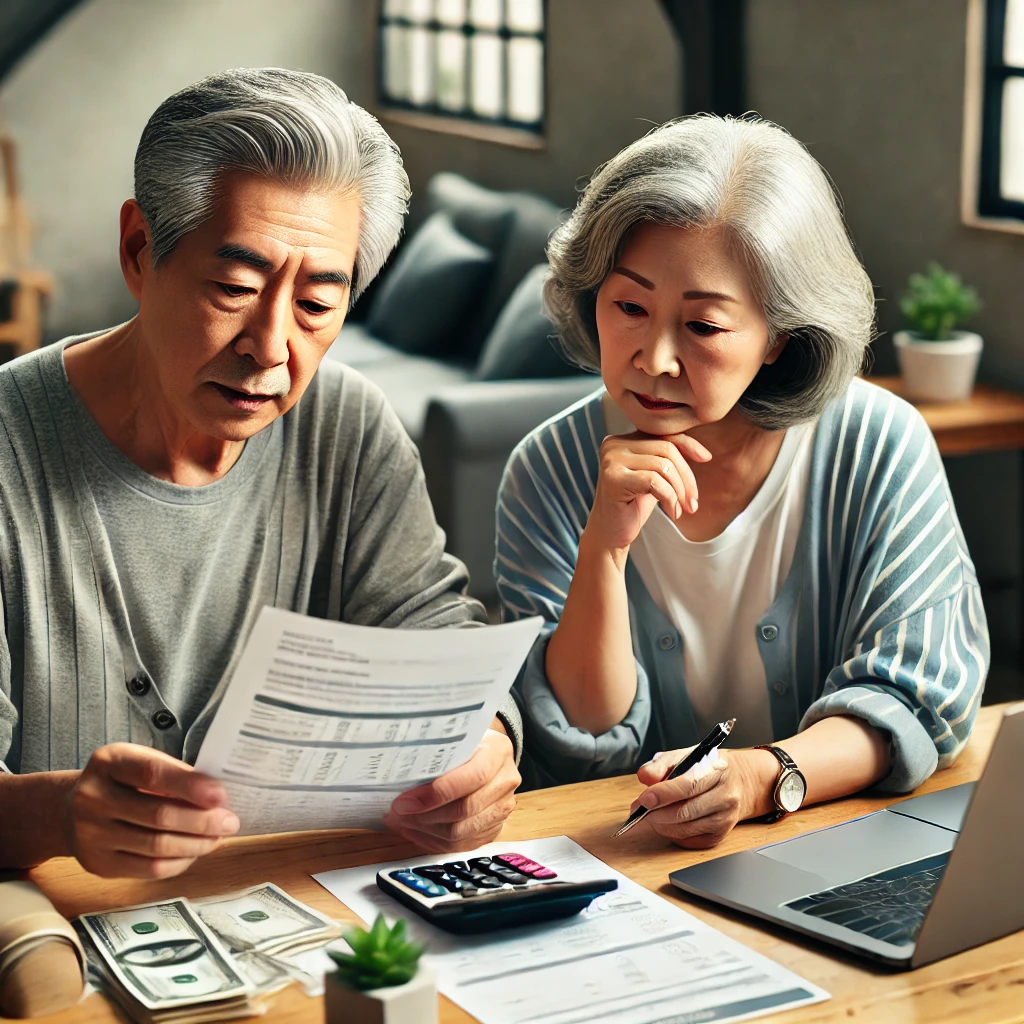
[495,853,558,879]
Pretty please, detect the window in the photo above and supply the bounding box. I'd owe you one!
[964,0,1024,228]
[378,0,545,140]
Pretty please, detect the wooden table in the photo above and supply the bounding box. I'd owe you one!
[10,703,1022,1023]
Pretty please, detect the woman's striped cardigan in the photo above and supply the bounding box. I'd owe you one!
[496,379,990,791]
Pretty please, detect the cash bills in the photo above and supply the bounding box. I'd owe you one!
[194,883,341,958]
[75,885,341,1021]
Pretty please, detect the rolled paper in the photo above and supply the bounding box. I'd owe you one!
[0,881,85,1019]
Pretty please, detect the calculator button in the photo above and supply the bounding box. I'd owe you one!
[389,870,446,898]
[470,872,504,889]
[494,854,558,879]
[444,862,503,888]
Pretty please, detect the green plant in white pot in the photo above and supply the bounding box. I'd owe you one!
[325,914,436,1024]
[894,262,983,402]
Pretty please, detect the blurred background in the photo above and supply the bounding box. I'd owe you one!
[1,0,1021,699]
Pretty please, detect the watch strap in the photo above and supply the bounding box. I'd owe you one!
[754,744,806,823]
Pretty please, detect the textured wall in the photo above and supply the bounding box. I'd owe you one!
[0,0,366,338]
[747,0,1023,385]
[368,0,681,210]
[0,0,678,339]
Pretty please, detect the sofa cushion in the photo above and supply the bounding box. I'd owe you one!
[474,264,581,381]
[425,173,564,362]
[357,356,472,443]
[365,212,494,357]
[323,324,398,369]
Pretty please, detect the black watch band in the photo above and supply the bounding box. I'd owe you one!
[755,744,807,823]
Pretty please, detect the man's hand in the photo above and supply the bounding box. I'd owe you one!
[384,726,520,853]
[631,747,774,849]
[65,743,240,878]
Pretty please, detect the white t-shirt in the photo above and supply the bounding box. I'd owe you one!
[602,395,816,748]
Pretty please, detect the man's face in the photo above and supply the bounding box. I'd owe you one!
[133,171,361,441]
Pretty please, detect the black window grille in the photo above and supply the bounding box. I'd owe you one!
[979,0,1024,218]
[378,0,545,135]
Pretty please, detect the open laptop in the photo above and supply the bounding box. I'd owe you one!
[669,703,1024,968]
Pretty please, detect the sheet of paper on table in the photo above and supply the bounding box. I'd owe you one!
[312,835,830,1024]
[194,608,542,835]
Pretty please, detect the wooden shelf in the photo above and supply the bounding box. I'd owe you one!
[868,376,1024,456]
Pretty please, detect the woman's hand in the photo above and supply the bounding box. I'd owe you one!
[587,431,712,554]
[631,747,777,848]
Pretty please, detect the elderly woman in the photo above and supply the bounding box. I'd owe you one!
[496,115,989,848]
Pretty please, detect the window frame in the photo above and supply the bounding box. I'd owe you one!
[978,0,1024,218]
[376,0,547,145]
[963,0,1024,232]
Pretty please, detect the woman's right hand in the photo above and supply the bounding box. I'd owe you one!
[586,431,712,554]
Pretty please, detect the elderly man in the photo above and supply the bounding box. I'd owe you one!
[0,68,523,878]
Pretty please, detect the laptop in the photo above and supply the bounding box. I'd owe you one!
[669,703,1024,968]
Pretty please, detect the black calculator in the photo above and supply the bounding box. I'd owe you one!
[376,853,618,934]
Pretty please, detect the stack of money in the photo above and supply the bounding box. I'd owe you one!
[194,883,342,960]
[75,899,256,1024]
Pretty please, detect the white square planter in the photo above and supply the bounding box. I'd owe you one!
[324,967,438,1024]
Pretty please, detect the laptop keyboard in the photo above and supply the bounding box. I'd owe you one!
[784,852,949,946]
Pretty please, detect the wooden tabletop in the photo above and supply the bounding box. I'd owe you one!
[867,376,1024,456]
[11,703,1021,1024]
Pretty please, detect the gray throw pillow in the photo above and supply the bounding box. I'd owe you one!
[475,264,582,380]
[366,212,494,357]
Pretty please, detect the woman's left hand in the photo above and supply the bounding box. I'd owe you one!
[632,748,775,848]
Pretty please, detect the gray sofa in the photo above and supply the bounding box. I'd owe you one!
[325,173,598,604]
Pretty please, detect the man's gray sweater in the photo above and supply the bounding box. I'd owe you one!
[0,336,521,774]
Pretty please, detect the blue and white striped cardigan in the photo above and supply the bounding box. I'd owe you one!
[496,379,989,792]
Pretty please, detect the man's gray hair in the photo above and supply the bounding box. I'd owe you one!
[544,115,876,429]
[135,67,410,302]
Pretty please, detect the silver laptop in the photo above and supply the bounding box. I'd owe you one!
[670,703,1024,968]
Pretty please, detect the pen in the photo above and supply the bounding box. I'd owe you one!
[612,718,736,838]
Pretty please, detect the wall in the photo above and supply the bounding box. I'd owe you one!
[0,0,679,340]
[370,1,681,211]
[0,0,367,339]
[746,0,1023,684]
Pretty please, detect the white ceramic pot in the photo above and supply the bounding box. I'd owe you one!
[893,330,983,402]
[324,967,438,1024]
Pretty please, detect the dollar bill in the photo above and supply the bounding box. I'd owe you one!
[193,883,341,957]
[77,899,252,1014]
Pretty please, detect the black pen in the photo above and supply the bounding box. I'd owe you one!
[612,718,736,838]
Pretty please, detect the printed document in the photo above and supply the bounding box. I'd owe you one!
[313,835,829,1024]
[195,608,542,835]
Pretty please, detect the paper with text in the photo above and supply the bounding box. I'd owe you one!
[313,836,829,1024]
[195,608,542,834]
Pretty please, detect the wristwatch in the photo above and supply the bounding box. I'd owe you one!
[755,745,807,823]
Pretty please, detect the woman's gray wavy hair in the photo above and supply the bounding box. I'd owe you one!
[544,115,876,429]
[134,67,410,304]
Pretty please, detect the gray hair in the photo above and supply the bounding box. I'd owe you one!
[134,67,410,303]
[544,115,876,429]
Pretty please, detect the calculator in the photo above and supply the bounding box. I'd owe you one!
[376,853,618,934]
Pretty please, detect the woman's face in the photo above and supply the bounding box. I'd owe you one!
[595,221,786,436]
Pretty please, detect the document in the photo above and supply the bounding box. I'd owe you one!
[313,836,830,1024]
[195,608,542,835]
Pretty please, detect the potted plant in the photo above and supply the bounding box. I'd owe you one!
[324,914,436,1024]
[894,262,983,402]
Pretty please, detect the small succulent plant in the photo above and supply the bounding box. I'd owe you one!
[327,914,426,991]
[900,262,981,341]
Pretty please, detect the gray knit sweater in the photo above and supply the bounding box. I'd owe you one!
[0,335,521,774]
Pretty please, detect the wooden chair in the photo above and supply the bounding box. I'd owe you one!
[0,120,52,359]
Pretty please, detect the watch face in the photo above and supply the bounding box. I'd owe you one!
[778,771,806,812]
